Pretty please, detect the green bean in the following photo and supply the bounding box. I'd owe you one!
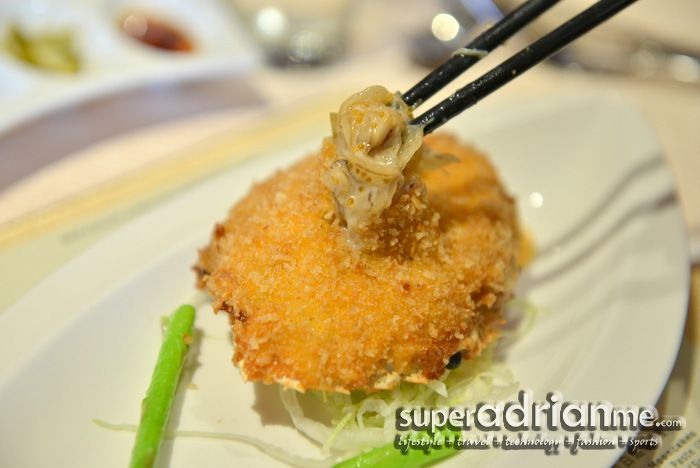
[129,305,195,468]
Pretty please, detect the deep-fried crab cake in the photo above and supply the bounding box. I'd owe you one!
[195,124,521,392]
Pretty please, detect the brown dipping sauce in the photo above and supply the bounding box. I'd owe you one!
[121,14,193,52]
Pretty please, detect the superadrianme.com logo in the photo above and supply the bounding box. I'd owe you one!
[394,390,685,456]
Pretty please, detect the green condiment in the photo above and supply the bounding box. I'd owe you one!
[4,23,81,73]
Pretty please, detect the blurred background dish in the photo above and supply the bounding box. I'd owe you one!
[0,0,259,133]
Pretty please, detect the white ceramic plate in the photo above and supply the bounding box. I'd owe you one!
[0,92,689,468]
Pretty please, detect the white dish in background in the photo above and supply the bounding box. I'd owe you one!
[0,93,688,468]
[0,0,259,134]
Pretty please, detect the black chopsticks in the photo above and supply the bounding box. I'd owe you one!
[402,0,561,108]
[407,0,639,134]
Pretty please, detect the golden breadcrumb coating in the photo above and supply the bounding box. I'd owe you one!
[195,133,521,393]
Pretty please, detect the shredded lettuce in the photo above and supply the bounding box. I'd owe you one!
[280,345,518,456]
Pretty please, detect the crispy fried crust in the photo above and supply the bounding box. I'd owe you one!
[196,133,521,393]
